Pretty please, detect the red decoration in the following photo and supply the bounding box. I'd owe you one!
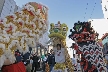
[83,28,87,32]
[78,37,82,42]
[96,51,99,55]
[19,22,22,26]
[10,15,14,18]
[31,24,34,27]
[80,62,84,65]
[57,52,61,56]
[100,67,104,72]
[1,62,26,72]
[90,51,94,55]
[80,34,84,38]
[6,25,13,33]
[0,19,3,22]
[92,65,96,69]
[74,44,78,50]
[26,30,30,33]
[77,50,82,54]
[98,42,103,47]
[86,24,88,26]
[28,11,34,16]
[84,51,90,55]
[9,25,12,30]
[38,4,42,9]
[95,59,98,63]
[84,60,88,71]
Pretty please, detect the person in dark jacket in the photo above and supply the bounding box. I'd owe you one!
[15,50,23,63]
[47,49,55,72]
[31,52,39,72]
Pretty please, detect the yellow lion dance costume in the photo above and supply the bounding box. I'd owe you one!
[48,21,74,72]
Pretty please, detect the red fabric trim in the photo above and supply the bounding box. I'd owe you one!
[1,62,26,72]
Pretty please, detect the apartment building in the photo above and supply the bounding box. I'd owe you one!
[0,0,20,18]
[101,0,108,19]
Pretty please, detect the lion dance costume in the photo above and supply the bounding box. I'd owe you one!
[48,21,74,72]
[69,21,107,72]
[0,2,49,72]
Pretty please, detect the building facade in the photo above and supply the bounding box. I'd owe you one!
[88,0,108,39]
[14,5,21,12]
[0,0,20,18]
[88,19,108,39]
[31,32,49,56]
[101,0,108,19]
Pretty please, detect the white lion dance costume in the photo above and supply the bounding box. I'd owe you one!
[48,21,74,72]
[0,2,48,72]
[69,21,107,72]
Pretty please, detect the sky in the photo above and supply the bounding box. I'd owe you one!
[14,0,104,47]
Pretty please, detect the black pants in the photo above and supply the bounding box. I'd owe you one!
[31,62,38,72]
[38,62,40,69]
[42,61,46,71]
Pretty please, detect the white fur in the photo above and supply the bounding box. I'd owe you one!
[0,55,6,68]
[0,2,49,67]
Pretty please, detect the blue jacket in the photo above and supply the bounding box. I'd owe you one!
[15,50,23,62]
[15,49,31,65]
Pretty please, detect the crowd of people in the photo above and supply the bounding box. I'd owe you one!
[0,44,83,72]
[27,44,67,72]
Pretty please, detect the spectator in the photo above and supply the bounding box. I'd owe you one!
[71,54,77,71]
[37,56,41,71]
[25,57,33,72]
[47,49,55,72]
[42,54,47,72]
[31,52,39,72]
[25,59,31,72]
[15,50,23,62]
[77,60,81,72]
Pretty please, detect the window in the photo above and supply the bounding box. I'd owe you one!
[104,5,107,11]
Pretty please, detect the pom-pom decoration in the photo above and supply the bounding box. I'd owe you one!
[69,21,107,72]
[0,2,49,68]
